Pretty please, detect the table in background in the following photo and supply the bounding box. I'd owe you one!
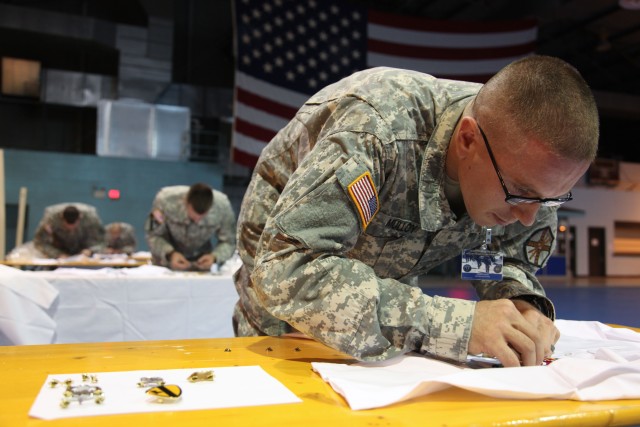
[2,335,640,427]
[0,258,149,269]
[36,271,237,343]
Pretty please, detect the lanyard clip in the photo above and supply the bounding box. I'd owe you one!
[482,227,492,250]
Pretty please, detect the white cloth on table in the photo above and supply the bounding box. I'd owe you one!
[0,265,59,345]
[312,320,640,410]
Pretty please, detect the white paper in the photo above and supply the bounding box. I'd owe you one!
[29,366,301,419]
[312,320,640,410]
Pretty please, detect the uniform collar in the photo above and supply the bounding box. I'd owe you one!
[418,96,473,232]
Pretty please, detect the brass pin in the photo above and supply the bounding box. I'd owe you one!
[187,370,215,383]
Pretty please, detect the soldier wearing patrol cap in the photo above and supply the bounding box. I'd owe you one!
[233,56,599,368]
[33,203,105,258]
[145,183,236,271]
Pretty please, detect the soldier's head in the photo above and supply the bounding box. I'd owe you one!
[106,222,123,239]
[448,55,597,229]
[186,183,214,223]
[62,205,81,230]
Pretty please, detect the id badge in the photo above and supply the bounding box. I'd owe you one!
[461,249,503,280]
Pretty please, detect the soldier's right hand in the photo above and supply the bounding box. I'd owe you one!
[467,299,543,367]
[169,251,191,270]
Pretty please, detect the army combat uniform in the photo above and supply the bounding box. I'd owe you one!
[234,67,559,363]
[104,222,137,254]
[145,185,236,267]
[33,203,105,258]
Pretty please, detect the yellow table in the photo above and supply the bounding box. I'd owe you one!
[2,336,640,427]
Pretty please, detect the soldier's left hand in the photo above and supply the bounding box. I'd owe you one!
[511,299,559,358]
[194,254,216,271]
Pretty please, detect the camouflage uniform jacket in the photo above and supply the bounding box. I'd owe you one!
[235,67,558,363]
[104,222,137,254]
[33,203,105,258]
[145,186,236,266]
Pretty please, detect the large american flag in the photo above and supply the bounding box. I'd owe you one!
[232,0,537,168]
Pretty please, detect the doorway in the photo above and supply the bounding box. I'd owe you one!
[588,227,606,277]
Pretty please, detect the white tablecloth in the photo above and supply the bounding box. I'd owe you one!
[1,266,238,344]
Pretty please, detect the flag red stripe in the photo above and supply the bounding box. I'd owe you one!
[235,117,278,142]
[368,9,537,33]
[367,39,536,59]
[236,87,299,120]
[232,148,260,168]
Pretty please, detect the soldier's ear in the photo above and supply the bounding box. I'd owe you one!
[455,117,478,160]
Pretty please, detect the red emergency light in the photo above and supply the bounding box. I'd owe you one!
[108,189,121,200]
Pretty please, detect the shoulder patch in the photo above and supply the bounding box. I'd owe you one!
[524,226,554,267]
[347,171,379,229]
[152,209,165,224]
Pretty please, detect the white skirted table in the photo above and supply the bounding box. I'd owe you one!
[0,265,237,345]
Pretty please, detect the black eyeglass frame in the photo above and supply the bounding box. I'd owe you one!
[475,120,573,207]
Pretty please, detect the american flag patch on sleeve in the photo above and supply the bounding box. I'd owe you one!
[347,171,379,229]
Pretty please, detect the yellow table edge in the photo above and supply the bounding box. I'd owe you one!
[1,334,640,426]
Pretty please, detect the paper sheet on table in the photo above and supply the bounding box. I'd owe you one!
[312,320,640,410]
[0,265,58,345]
[29,366,301,420]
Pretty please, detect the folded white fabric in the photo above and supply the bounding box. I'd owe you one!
[312,320,640,410]
[0,265,59,345]
[37,264,174,277]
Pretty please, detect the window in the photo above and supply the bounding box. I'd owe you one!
[614,221,640,256]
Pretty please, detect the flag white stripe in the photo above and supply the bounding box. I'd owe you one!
[236,71,308,109]
[368,23,537,48]
[233,132,268,158]
[236,102,290,132]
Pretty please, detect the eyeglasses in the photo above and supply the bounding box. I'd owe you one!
[475,121,573,207]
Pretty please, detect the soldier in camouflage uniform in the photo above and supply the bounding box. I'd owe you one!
[33,203,105,258]
[103,222,137,254]
[145,183,236,271]
[234,56,599,367]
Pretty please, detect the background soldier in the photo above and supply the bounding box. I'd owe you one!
[103,222,137,255]
[145,183,236,271]
[33,203,105,258]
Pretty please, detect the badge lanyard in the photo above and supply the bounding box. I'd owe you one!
[461,227,504,280]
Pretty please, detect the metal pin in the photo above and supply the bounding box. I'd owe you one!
[137,377,165,388]
[145,384,182,403]
[60,384,104,408]
[187,370,214,383]
[82,374,98,383]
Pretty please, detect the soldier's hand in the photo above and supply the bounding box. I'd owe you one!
[468,299,544,367]
[169,251,190,270]
[511,298,559,358]
[194,254,215,271]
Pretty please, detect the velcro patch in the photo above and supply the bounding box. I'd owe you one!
[152,209,165,224]
[347,171,379,229]
[524,226,554,267]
